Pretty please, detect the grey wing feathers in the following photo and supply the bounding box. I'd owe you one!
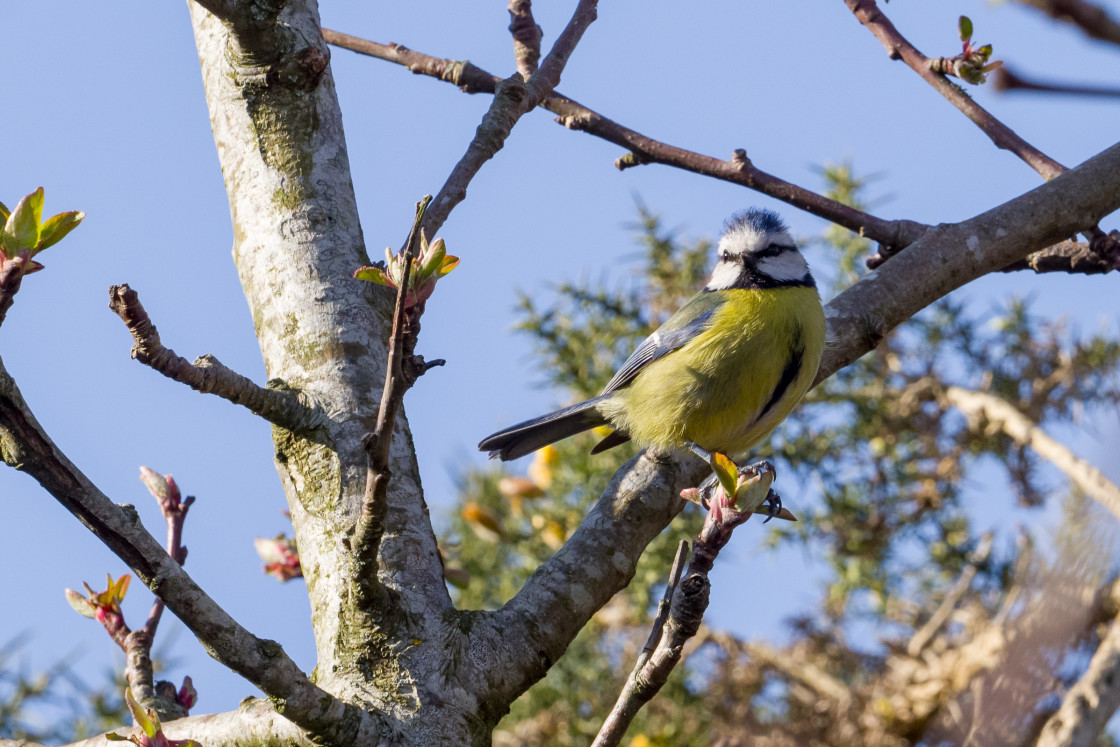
[478,394,611,461]
[601,304,719,394]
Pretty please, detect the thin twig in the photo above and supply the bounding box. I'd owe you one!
[1014,0,1120,48]
[0,265,23,329]
[845,0,1067,181]
[420,0,599,236]
[108,285,326,434]
[637,540,690,671]
[592,538,713,747]
[593,472,768,747]
[508,0,543,79]
[354,196,431,581]
[323,29,928,254]
[141,487,194,639]
[994,66,1120,99]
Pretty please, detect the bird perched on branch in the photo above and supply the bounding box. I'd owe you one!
[479,208,825,474]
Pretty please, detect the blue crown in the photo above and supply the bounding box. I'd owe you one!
[723,208,787,237]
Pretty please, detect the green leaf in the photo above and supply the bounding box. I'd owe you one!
[958,15,973,42]
[123,687,161,738]
[36,210,84,252]
[103,734,130,742]
[0,201,9,224]
[354,266,394,286]
[3,187,44,252]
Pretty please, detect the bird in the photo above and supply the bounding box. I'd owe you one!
[478,208,826,477]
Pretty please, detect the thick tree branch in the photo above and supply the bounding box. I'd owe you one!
[0,698,315,747]
[1014,0,1120,48]
[943,386,1120,521]
[420,0,598,236]
[323,30,928,253]
[473,141,1120,711]
[818,140,1120,382]
[477,450,701,707]
[189,3,458,731]
[994,66,1120,99]
[845,0,1067,181]
[0,357,381,743]
[108,285,326,434]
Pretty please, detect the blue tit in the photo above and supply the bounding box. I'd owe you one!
[479,208,826,466]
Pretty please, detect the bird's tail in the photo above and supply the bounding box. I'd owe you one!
[479,394,612,461]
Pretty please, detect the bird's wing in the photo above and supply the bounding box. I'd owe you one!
[601,292,724,394]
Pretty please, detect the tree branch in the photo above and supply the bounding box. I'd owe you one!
[818,140,1120,382]
[420,0,598,237]
[943,386,1120,522]
[1000,237,1120,273]
[323,30,928,253]
[994,66,1120,99]
[592,541,709,747]
[845,0,1068,181]
[508,0,543,79]
[108,284,326,435]
[0,357,381,743]
[1014,0,1120,48]
[0,697,316,747]
[1036,606,1120,746]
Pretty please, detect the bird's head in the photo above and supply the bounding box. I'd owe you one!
[706,208,814,290]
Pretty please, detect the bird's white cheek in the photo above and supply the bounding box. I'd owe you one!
[706,261,740,290]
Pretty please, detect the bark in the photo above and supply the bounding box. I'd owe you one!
[188,0,470,742]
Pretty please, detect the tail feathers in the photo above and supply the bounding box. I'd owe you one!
[479,394,611,461]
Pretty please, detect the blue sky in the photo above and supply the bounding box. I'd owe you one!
[3,0,1119,728]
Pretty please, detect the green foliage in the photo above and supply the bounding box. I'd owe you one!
[0,188,84,274]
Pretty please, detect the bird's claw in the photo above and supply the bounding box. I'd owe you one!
[761,491,782,524]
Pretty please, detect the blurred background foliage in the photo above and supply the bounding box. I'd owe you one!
[442,168,1120,746]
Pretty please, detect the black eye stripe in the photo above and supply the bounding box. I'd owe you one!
[754,243,795,258]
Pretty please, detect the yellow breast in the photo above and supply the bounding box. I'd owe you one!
[599,286,824,455]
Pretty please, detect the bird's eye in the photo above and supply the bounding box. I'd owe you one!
[720,251,731,262]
